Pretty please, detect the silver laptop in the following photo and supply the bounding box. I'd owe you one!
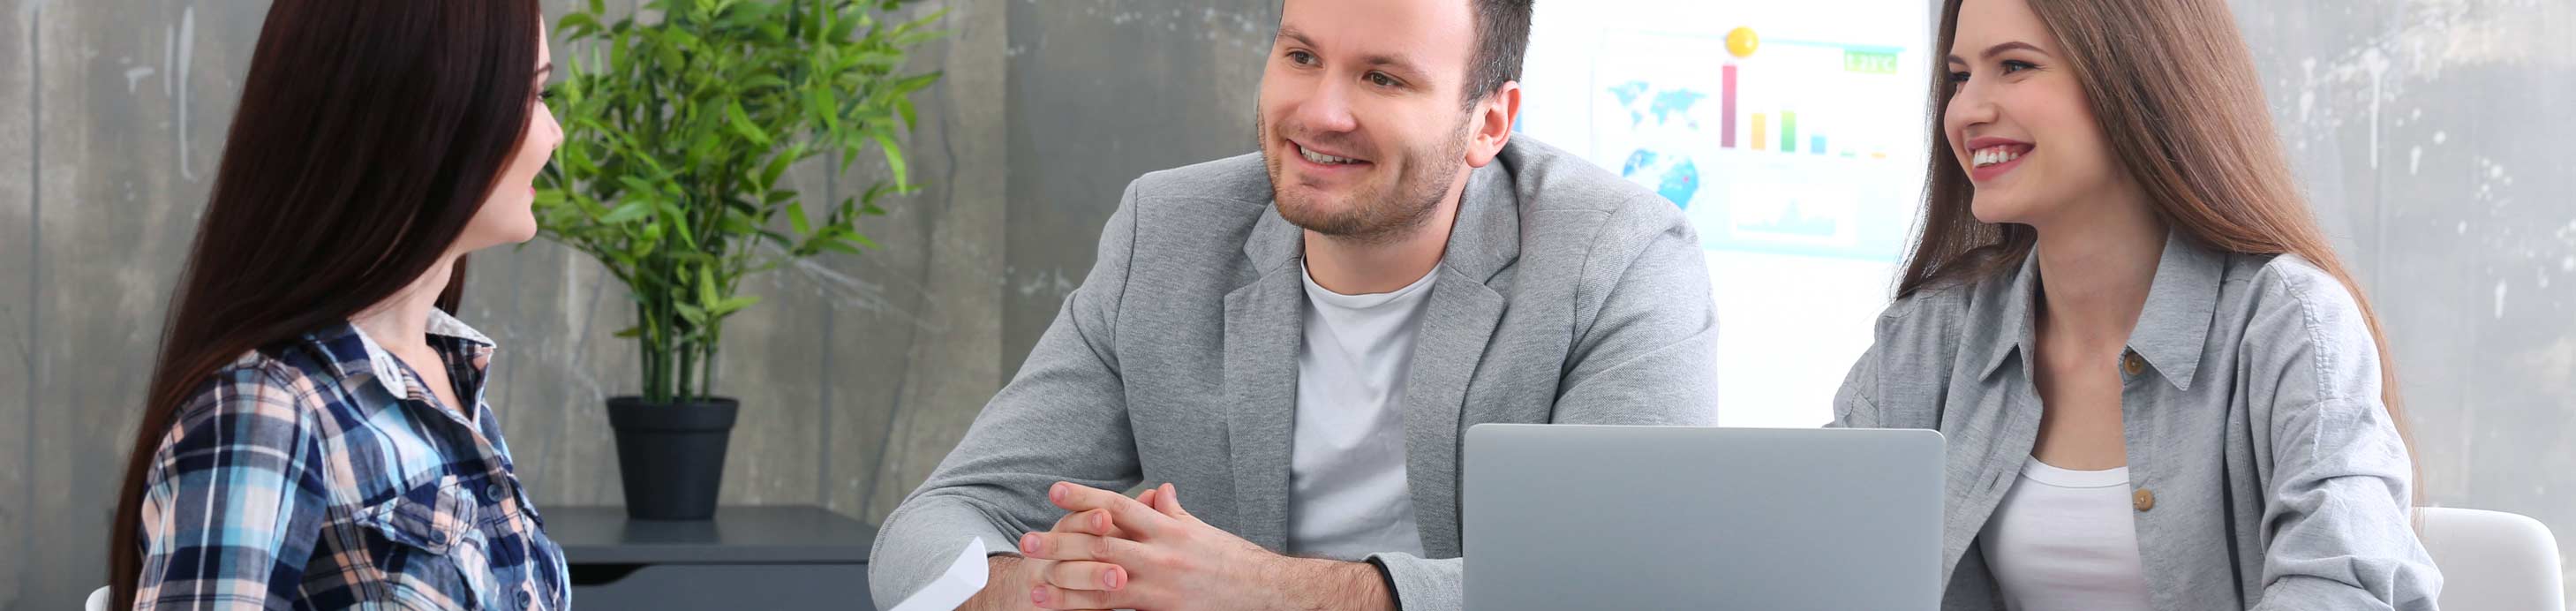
[1463,424,1945,610]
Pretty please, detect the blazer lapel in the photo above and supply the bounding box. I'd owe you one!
[1223,210,1307,552]
[1397,270,1505,557]
[1397,160,1518,557]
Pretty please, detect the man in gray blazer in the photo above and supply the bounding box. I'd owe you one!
[869,0,1718,609]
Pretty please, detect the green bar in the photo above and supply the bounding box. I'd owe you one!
[1843,49,1901,74]
[1781,111,1799,153]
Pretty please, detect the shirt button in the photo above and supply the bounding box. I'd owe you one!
[485,483,506,502]
[2133,487,2157,512]
[516,589,535,609]
[2121,353,2147,376]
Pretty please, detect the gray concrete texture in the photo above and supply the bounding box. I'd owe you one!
[0,0,2568,607]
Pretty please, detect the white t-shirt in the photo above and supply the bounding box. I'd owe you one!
[1978,456,2155,611]
[1284,261,1435,562]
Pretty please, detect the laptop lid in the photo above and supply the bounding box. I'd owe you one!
[1462,424,1945,611]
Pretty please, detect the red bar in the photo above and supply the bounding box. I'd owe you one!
[1721,63,1739,148]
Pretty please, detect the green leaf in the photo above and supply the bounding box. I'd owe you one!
[615,176,664,199]
[851,51,901,67]
[787,200,810,235]
[871,130,908,186]
[711,295,762,316]
[742,74,791,92]
[599,200,654,223]
[726,101,772,146]
[560,12,601,38]
[757,229,794,249]
[697,265,720,310]
[893,71,941,94]
[757,144,802,190]
[817,238,862,255]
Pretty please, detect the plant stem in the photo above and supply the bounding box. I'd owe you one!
[636,300,659,404]
[700,323,720,402]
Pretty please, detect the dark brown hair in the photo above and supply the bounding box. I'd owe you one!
[1464,0,1534,106]
[109,0,540,605]
[1902,0,2411,456]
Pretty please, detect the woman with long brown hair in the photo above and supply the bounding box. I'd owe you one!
[1831,0,2440,608]
[108,0,563,608]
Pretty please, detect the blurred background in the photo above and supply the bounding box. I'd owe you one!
[1,0,2569,607]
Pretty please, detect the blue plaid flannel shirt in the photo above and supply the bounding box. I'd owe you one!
[132,310,568,610]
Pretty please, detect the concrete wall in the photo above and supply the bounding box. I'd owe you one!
[2,0,2571,607]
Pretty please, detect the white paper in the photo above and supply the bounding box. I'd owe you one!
[888,537,992,611]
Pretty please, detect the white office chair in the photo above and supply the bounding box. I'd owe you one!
[85,586,109,611]
[2419,507,2567,611]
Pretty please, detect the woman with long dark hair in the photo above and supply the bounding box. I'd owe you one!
[108,1,562,607]
[1832,0,2440,608]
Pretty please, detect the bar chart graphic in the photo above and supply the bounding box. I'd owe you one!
[1563,26,1928,261]
[1518,0,1934,430]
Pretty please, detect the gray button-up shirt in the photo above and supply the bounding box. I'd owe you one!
[1833,233,2441,610]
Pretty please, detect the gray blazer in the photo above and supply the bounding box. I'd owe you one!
[1833,233,2441,610]
[867,139,1721,611]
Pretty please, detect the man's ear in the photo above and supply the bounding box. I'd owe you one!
[1465,80,1521,168]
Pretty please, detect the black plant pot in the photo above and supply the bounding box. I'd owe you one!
[606,396,739,521]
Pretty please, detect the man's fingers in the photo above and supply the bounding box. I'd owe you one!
[1041,560,1127,592]
[1029,583,1123,611]
[1021,531,1148,563]
[1050,509,1117,537]
[1153,483,1192,518]
[1049,481,1172,536]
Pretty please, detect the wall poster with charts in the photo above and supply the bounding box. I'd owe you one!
[1518,0,1936,426]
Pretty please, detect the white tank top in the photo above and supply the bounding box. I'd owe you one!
[1977,457,2155,611]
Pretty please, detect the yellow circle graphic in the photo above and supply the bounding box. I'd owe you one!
[1726,26,1759,58]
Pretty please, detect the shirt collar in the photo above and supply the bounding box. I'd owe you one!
[1974,230,2224,390]
[304,309,500,401]
[2127,231,2223,390]
[1973,247,2042,382]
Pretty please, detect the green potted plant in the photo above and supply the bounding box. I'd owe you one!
[536,0,943,520]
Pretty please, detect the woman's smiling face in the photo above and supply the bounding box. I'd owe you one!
[1943,0,2133,226]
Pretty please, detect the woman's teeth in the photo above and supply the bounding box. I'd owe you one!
[1300,145,1360,165]
[1972,146,2024,168]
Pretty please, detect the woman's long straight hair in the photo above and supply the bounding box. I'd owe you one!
[1900,0,2414,464]
[109,0,540,606]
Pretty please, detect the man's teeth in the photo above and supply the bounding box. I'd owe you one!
[1972,146,2024,168]
[1300,146,1360,165]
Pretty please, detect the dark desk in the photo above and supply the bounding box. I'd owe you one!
[552,506,877,609]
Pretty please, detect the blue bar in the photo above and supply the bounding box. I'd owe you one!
[1811,135,1827,155]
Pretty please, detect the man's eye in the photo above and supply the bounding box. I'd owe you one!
[1287,50,1315,65]
[1367,72,1397,87]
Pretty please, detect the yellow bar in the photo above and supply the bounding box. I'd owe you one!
[1751,114,1768,151]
